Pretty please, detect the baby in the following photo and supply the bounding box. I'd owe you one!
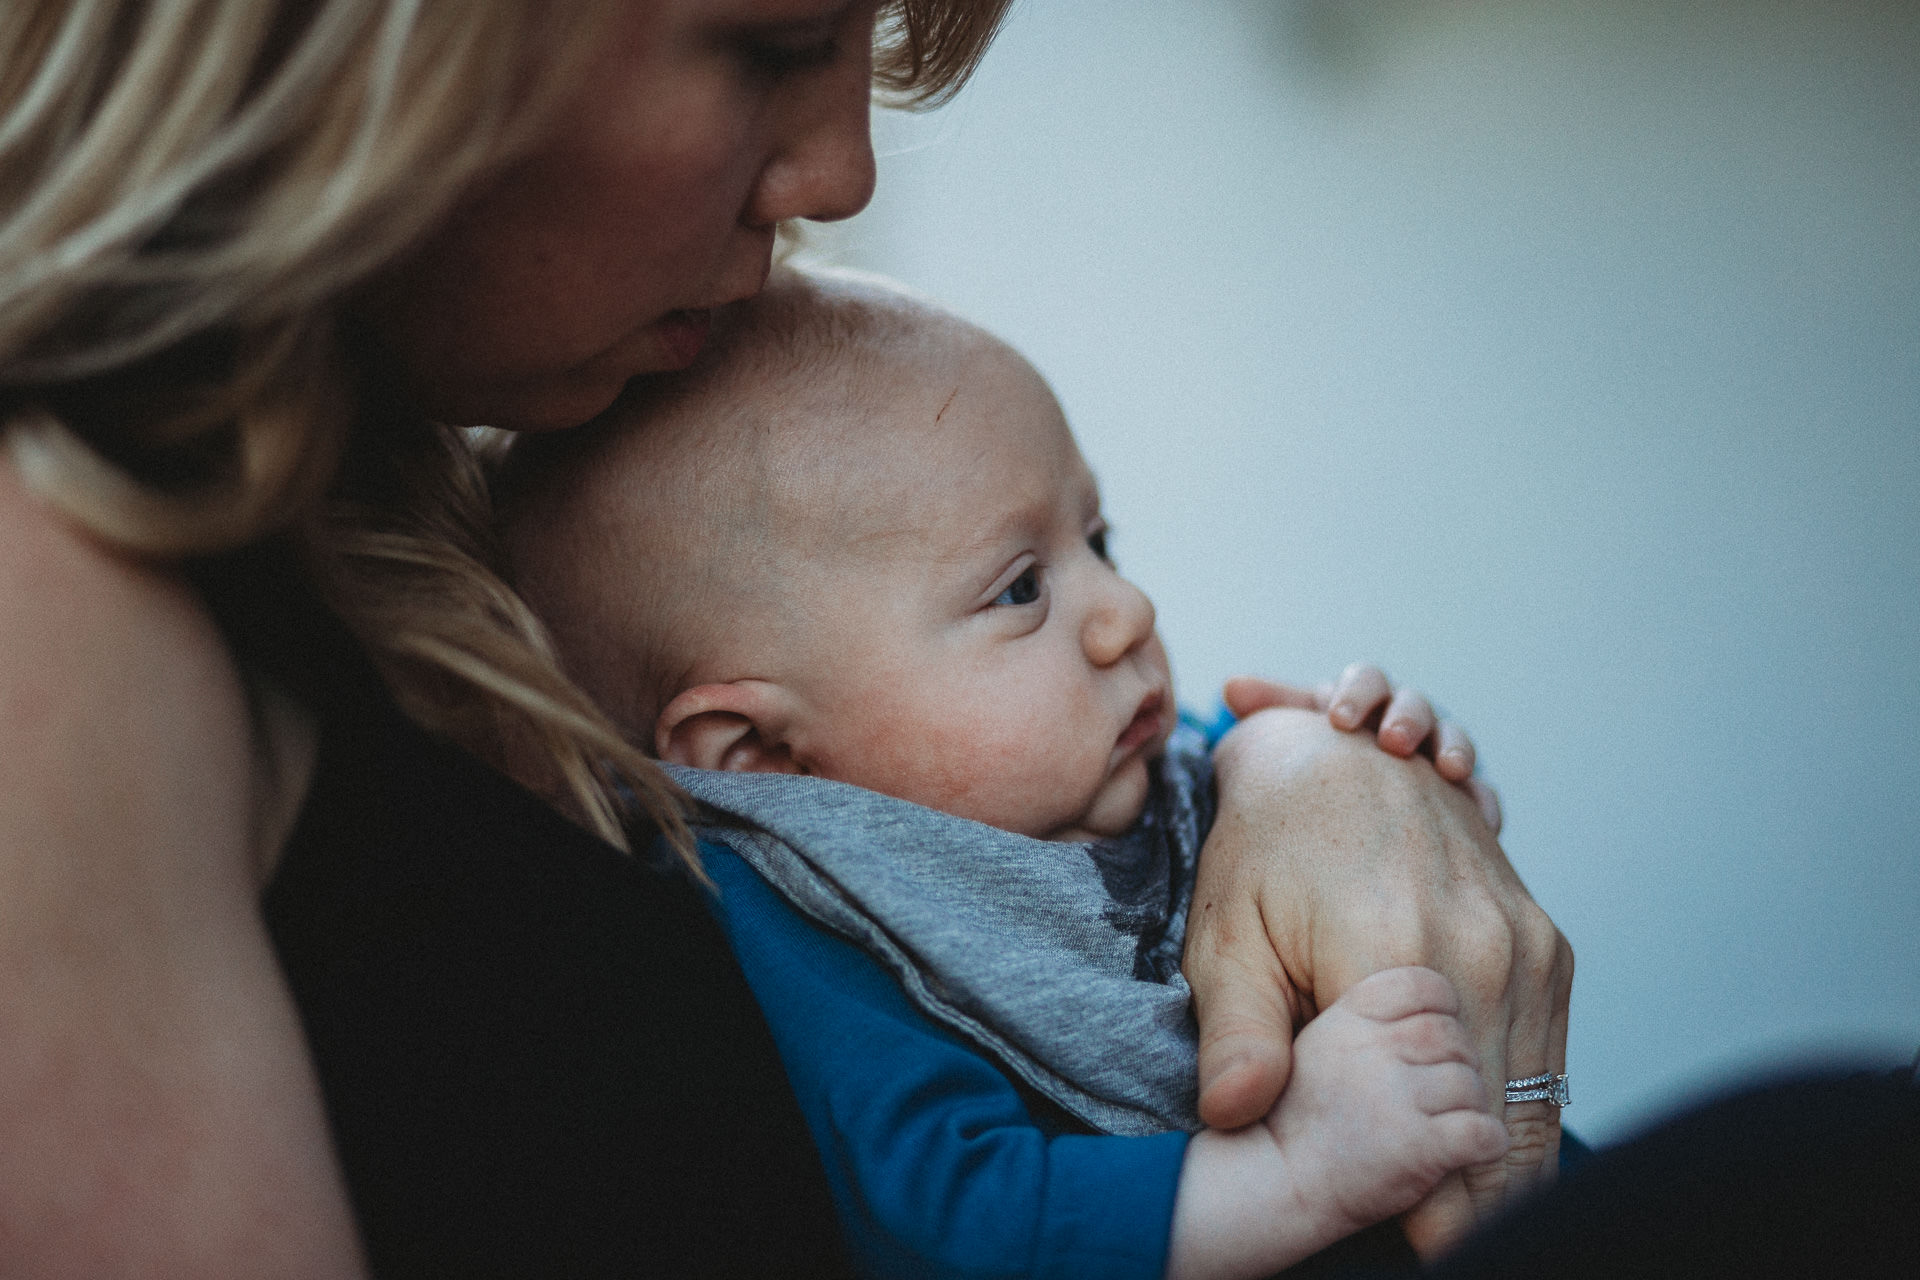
[499,269,1506,1279]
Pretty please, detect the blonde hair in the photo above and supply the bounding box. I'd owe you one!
[0,0,1011,863]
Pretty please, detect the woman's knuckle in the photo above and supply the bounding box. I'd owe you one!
[1517,932,1559,990]
[1452,906,1516,983]
[1517,903,1558,956]
[1374,905,1436,966]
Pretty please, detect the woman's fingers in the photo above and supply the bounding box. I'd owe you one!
[1431,903,1572,1248]
[1483,922,1575,1203]
[1404,1173,1478,1258]
[1193,998,1299,1132]
[1185,875,1303,1129]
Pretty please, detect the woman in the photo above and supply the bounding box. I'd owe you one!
[0,0,1567,1273]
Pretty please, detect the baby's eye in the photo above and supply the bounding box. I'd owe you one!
[1087,525,1111,563]
[994,566,1042,607]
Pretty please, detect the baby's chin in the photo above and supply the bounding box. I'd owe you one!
[1043,762,1153,844]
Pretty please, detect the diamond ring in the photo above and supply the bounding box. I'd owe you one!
[1504,1072,1571,1106]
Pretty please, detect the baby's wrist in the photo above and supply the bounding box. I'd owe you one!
[1166,1126,1347,1280]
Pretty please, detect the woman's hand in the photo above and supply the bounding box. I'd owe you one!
[1168,968,1509,1280]
[1183,705,1572,1258]
[1222,664,1503,835]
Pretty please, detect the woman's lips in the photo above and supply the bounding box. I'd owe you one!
[654,308,713,368]
[1116,691,1167,755]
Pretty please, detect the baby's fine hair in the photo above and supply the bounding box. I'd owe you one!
[497,268,974,745]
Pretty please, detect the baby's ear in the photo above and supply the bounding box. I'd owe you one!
[656,681,804,774]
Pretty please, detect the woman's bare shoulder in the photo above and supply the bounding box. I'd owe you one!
[0,461,364,1273]
[0,457,256,856]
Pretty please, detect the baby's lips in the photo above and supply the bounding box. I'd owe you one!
[1116,690,1166,754]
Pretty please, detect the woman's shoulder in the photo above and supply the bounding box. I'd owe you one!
[0,458,258,869]
[0,458,365,1270]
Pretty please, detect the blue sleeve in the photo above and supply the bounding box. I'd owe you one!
[1180,704,1237,749]
[701,844,1189,1280]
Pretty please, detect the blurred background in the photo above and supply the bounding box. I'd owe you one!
[810,0,1919,1143]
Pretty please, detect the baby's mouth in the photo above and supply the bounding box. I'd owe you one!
[1116,690,1167,755]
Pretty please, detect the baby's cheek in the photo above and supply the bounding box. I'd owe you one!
[909,712,1079,835]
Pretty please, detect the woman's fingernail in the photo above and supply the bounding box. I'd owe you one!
[1333,702,1357,725]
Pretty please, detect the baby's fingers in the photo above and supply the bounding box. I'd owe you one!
[1327,662,1392,731]
[1378,688,1437,758]
[1432,720,1476,782]
[1221,674,1325,718]
[1464,776,1503,836]
[1429,1109,1511,1169]
[1412,1060,1495,1118]
[1392,1010,1482,1071]
[1341,966,1462,1023]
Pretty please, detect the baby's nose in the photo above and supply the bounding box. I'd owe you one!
[1082,576,1156,667]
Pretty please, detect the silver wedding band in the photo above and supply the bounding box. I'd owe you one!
[1505,1072,1571,1107]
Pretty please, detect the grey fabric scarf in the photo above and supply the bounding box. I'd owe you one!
[663,723,1214,1136]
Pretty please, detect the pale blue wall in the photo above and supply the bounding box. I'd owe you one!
[821,0,1920,1141]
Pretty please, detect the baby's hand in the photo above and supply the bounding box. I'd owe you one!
[1266,966,1509,1240]
[1167,967,1508,1279]
[1221,665,1502,834]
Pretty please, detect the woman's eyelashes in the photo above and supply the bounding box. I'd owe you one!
[731,18,842,79]
[738,35,838,76]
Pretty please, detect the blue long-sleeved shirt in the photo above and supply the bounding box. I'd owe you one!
[704,844,1189,1279]
[700,705,1588,1277]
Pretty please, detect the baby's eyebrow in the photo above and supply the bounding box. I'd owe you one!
[944,496,1051,565]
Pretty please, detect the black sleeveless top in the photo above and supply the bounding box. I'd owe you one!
[200,543,850,1278]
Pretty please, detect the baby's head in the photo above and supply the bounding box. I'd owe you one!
[501,269,1172,842]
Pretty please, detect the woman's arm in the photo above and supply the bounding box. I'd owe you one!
[1183,706,1573,1257]
[0,466,364,1275]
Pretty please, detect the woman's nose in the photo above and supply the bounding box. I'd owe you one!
[1082,574,1157,668]
[746,46,878,227]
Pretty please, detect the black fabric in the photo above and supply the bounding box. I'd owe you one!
[1428,1066,1920,1280]
[201,544,849,1278]
[1270,1133,1597,1280]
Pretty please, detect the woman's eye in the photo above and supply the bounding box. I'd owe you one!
[738,34,839,77]
[993,567,1041,607]
[1088,527,1111,563]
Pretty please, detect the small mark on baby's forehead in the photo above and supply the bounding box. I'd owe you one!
[933,386,960,423]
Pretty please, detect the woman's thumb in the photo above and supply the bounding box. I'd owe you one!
[1187,913,1301,1128]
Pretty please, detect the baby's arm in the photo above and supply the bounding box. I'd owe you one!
[1167,967,1509,1280]
[706,845,1188,1278]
